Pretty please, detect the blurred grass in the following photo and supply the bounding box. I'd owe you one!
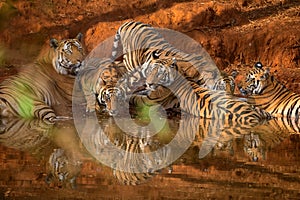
[0,0,18,31]
[0,44,6,66]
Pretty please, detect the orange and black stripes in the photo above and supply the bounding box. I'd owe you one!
[239,62,300,120]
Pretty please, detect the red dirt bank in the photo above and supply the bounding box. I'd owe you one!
[0,0,299,92]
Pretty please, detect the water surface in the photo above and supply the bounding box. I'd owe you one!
[0,112,299,199]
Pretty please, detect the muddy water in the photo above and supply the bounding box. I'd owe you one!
[0,111,299,199]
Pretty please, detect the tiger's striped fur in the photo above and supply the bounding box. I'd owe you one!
[170,74,271,123]
[0,33,85,121]
[111,21,220,90]
[238,62,300,119]
[46,148,82,189]
[118,66,270,124]
[83,116,171,185]
[213,70,238,94]
[128,70,238,110]
[127,65,270,122]
[78,58,127,116]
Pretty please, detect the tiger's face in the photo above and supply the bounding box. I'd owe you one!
[213,70,238,94]
[50,33,85,76]
[46,148,82,188]
[100,67,120,87]
[141,54,178,91]
[243,132,264,162]
[238,63,271,96]
[98,87,124,116]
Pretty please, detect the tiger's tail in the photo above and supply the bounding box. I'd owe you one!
[111,30,121,61]
[30,103,56,122]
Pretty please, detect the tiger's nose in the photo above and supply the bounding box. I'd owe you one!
[146,83,157,91]
[109,110,118,116]
[237,84,246,96]
[239,88,248,96]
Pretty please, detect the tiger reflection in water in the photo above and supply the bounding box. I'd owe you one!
[0,118,82,189]
[82,111,271,184]
[78,104,298,185]
[86,116,173,185]
[46,148,82,189]
[0,118,55,153]
[201,116,294,162]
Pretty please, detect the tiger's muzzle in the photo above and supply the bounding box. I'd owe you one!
[69,62,83,75]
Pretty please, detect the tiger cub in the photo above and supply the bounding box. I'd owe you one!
[78,58,128,116]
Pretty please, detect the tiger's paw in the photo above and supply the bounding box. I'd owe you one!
[85,105,96,113]
[47,116,73,123]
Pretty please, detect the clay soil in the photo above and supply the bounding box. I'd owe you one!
[0,0,300,92]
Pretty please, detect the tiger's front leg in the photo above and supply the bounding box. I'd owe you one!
[32,102,57,123]
[84,93,97,112]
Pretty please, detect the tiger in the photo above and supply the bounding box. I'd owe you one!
[0,118,55,154]
[140,54,178,91]
[243,132,264,162]
[116,63,234,113]
[175,77,272,123]
[80,114,172,185]
[119,65,271,124]
[117,59,180,111]
[127,69,239,113]
[0,33,85,122]
[213,70,238,94]
[46,148,82,189]
[78,58,128,116]
[238,62,300,118]
[111,21,221,91]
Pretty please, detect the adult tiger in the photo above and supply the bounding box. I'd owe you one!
[121,64,270,124]
[132,67,272,124]
[78,58,127,116]
[238,62,300,118]
[111,21,221,91]
[124,64,237,111]
[173,77,271,123]
[0,33,85,122]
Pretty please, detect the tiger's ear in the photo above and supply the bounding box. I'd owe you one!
[152,50,161,59]
[169,57,178,69]
[75,33,83,42]
[50,38,59,49]
[172,57,177,64]
[261,68,270,80]
[254,62,263,69]
[231,70,238,79]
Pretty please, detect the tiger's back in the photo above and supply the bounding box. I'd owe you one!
[79,58,127,115]
[111,21,221,90]
[238,62,300,118]
[163,72,272,124]
[0,33,85,121]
